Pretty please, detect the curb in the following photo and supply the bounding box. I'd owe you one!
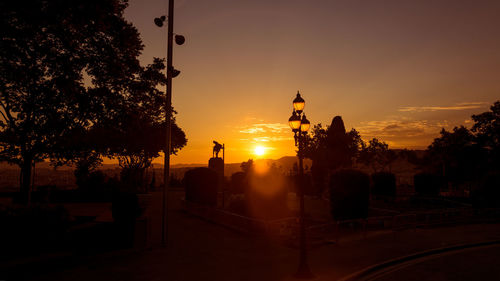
[337,240,500,281]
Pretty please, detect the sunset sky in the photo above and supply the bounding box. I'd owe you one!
[124,0,500,164]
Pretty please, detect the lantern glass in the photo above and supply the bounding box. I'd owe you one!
[300,115,310,132]
[300,122,310,132]
[288,111,301,130]
[293,92,305,113]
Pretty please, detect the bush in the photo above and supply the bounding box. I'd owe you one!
[471,173,500,208]
[371,172,396,198]
[111,192,141,248]
[329,169,370,220]
[111,192,140,222]
[184,167,218,206]
[230,172,247,195]
[414,173,443,196]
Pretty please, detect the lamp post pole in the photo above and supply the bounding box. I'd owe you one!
[161,0,174,247]
[155,0,185,247]
[297,129,311,278]
[289,92,314,279]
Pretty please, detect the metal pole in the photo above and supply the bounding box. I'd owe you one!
[161,0,174,247]
[295,123,314,278]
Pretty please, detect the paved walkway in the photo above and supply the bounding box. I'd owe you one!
[3,191,500,281]
[372,244,500,281]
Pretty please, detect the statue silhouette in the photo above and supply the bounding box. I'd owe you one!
[213,141,223,158]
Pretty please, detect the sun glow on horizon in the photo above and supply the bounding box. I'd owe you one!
[253,146,266,157]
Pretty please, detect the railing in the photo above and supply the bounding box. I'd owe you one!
[183,200,500,245]
[307,207,500,244]
[182,200,296,237]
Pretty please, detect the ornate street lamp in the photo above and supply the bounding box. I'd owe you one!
[288,91,314,279]
[293,92,305,114]
[155,0,186,247]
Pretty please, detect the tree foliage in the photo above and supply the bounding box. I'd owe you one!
[303,117,362,169]
[358,138,397,173]
[303,116,362,196]
[426,101,499,186]
[427,126,482,181]
[103,59,187,189]
[240,159,254,174]
[471,101,500,167]
[0,0,187,200]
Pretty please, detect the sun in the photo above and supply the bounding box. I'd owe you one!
[254,146,266,156]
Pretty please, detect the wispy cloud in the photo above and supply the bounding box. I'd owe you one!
[237,122,292,145]
[249,136,293,142]
[239,127,266,134]
[398,102,488,112]
[239,123,289,134]
[357,119,436,138]
[355,117,453,148]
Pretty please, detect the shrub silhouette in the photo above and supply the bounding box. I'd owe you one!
[111,192,140,248]
[230,172,247,195]
[414,173,443,196]
[184,167,218,206]
[371,172,397,198]
[330,169,370,220]
[471,173,500,208]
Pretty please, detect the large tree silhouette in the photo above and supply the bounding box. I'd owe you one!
[303,116,362,195]
[472,101,500,169]
[426,101,500,184]
[0,0,144,202]
[105,60,187,190]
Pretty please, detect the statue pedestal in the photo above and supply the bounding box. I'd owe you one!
[209,157,224,189]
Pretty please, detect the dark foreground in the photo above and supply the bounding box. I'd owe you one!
[2,191,500,281]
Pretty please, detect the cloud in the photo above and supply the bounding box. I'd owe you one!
[249,136,293,142]
[238,123,289,134]
[237,122,293,145]
[355,117,453,148]
[357,119,434,138]
[398,102,488,112]
[239,127,265,134]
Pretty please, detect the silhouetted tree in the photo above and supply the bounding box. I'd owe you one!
[73,151,105,192]
[104,59,187,191]
[303,116,362,195]
[471,101,500,169]
[240,159,254,174]
[358,138,396,173]
[0,0,144,202]
[427,126,484,185]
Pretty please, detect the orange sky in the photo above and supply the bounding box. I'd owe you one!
[123,0,500,164]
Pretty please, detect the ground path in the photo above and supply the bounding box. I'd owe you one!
[3,190,500,281]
